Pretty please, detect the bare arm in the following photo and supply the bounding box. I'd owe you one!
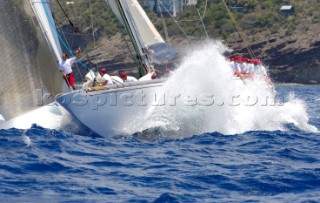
[75,47,81,58]
[69,47,81,64]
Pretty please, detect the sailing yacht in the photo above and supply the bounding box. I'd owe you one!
[55,0,274,137]
[55,0,177,136]
[0,0,274,136]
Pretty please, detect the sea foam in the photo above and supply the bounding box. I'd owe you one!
[127,41,318,137]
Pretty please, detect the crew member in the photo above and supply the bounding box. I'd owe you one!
[151,72,157,79]
[58,47,81,90]
[120,72,138,83]
[230,56,241,77]
[100,68,114,85]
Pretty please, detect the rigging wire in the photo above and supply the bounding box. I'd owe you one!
[196,8,209,39]
[202,0,208,19]
[176,19,201,22]
[158,1,190,41]
[158,0,210,41]
[221,0,256,58]
[54,0,75,29]
[58,31,95,36]
[69,2,77,21]
[89,0,96,47]
[158,2,170,43]
[68,1,80,33]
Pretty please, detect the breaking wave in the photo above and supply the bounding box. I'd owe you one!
[128,41,318,138]
[0,114,4,122]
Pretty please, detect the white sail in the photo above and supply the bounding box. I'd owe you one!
[125,0,165,46]
[106,0,164,47]
[29,0,62,62]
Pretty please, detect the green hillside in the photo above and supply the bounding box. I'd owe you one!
[51,0,320,84]
[51,0,320,43]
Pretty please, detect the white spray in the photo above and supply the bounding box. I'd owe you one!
[129,41,317,137]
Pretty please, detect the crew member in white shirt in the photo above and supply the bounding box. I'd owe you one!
[247,59,255,75]
[230,56,241,76]
[99,68,114,85]
[242,58,250,74]
[259,64,267,76]
[120,72,138,83]
[58,47,81,90]
[253,59,267,75]
[237,58,246,75]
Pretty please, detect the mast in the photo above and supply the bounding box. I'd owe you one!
[106,0,164,75]
[116,0,151,75]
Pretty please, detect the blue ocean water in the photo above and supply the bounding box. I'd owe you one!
[0,85,319,202]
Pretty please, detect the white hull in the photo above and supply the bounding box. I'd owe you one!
[56,80,165,137]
